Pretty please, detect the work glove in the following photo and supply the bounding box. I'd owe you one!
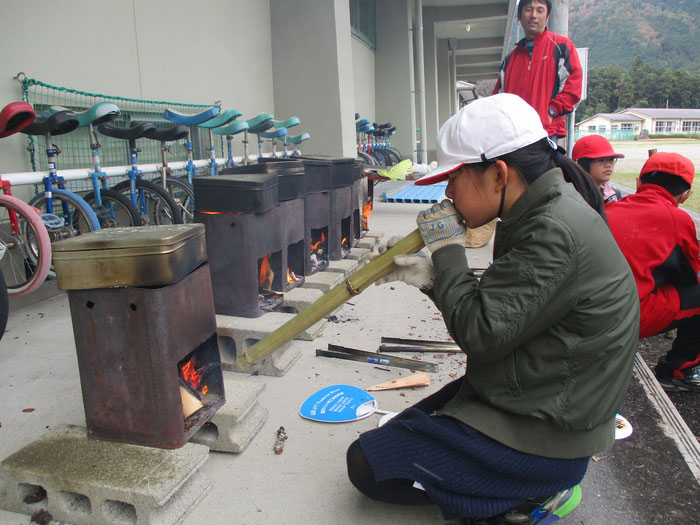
[416,199,467,253]
[371,236,436,291]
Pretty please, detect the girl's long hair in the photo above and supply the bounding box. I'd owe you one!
[479,138,607,223]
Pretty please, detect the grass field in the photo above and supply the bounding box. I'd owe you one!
[603,139,700,213]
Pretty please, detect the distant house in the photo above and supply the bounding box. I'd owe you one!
[576,108,700,139]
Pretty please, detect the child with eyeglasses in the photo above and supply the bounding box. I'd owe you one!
[572,135,624,203]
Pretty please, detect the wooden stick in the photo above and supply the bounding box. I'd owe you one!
[236,229,425,371]
[366,372,430,391]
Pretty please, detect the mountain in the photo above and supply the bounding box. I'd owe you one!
[568,0,700,72]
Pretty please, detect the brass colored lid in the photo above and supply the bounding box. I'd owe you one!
[51,224,205,253]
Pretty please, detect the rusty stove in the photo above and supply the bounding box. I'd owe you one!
[51,225,225,449]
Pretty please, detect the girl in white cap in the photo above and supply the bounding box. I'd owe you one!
[346,93,639,524]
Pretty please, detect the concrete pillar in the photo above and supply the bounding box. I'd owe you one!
[376,0,416,162]
[436,39,451,130]
[548,0,569,37]
[269,0,356,157]
[421,7,440,162]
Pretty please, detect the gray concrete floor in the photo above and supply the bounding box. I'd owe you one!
[0,199,698,524]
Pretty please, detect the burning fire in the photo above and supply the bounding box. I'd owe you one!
[259,254,274,290]
[180,356,204,391]
[310,232,326,253]
[362,201,373,230]
[286,267,301,284]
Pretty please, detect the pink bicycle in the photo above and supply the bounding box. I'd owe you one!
[0,102,52,304]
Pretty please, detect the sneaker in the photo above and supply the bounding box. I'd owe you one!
[498,485,582,524]
[656,365,700,392]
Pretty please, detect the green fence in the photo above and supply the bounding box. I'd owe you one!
[19,75,221,192]
[573,129,635,142]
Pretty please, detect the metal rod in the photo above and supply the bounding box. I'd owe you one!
[378,345,460,354]
[317,344,438,373]
[381,336,459,348]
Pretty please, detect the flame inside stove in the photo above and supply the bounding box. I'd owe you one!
[362,201,373,230]
[310,232,326,253]
[259,254,274,290]
[180,356,204,391]
[286,267,301,284]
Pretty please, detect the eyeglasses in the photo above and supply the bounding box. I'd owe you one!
[593,157,617,165]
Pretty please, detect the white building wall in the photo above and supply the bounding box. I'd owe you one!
[351,37,375,122]
[0,0,275,175]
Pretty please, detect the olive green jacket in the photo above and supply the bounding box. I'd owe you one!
[431,169,639,458]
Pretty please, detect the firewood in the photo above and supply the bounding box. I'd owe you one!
[180,385,203,419]
[366,372,430,391]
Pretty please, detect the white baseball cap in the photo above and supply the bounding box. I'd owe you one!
[415,93,548,186]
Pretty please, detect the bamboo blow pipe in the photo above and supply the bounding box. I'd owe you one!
[236,229,425,371]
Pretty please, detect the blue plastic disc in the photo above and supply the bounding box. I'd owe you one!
[299,385,378,423]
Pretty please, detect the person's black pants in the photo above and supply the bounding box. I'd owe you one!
[655,315,700,378]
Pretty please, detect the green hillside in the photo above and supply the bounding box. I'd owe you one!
[569,0,700,71]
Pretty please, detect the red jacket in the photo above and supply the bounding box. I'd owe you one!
[605,184,700,337]
[493,29,582,137]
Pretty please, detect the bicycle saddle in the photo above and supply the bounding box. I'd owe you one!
[245,113,274,134]
[49,102,120,127]
[0,101,35,138]
[273,117,299,129]
[373,122,393,129]
[357,124,374,133]
[355,118,370,128]
[288,132,310,144]
[98,121,156,140]
[198,108,242,129]
[163,107,220,126]
[260,128,288,139]
[22,110,79,137]
[212,119,249,136]
[146,124,189,142]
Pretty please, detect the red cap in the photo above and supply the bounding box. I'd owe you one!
[640,152,696,187]
[571,135,624,161]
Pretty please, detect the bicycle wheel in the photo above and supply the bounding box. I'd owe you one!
[163,176,195,224]
[0,194,52,296]
[0,268,7,340]
[384,148,402,165]
[28,188,101,235]
[358,152,377,166]
[81,189,143,228]
[111,179,183,225]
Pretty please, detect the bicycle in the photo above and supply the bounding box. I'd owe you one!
[197,108,242,176]
[0,102,52,300]
[47,102,142,228]
[98,121,183,225]
[269,117,300,158]
[212,118,249,168]
[144,123,196,223]
[288,132,310,156]
[241,113,274,164]
[21,109,102,243]
[162,106,220,183]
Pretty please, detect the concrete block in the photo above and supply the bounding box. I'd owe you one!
[345,246,371,263]
[300,271,344,292]
[189,378,268,454]
[0,425,210,525]
[325,259,359,277]
[277,287,324,314]
[216,311,326,345]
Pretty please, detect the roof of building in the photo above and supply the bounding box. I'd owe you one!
[577,113,643,125]
[622,108,700,119]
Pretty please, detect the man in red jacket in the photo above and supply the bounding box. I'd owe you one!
[606,152,700,392]
[493,0,582,141]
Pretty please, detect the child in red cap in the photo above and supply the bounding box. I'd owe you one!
[606,152,700,391]
[572,135,625,203]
